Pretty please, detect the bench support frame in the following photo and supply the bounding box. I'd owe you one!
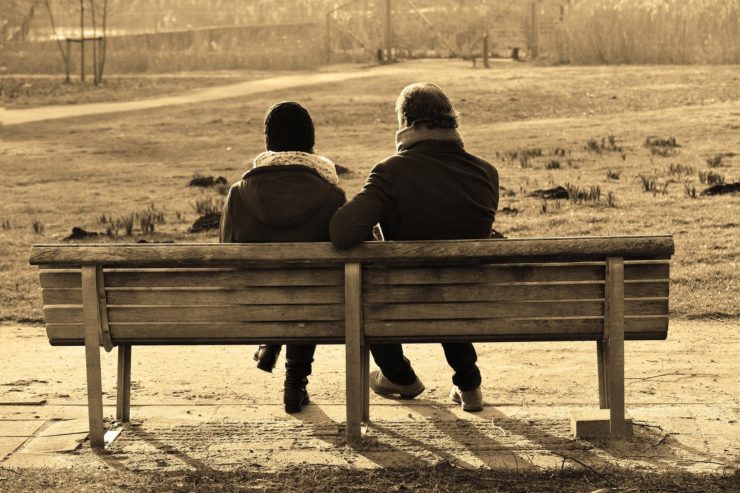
[599,256,626,437]
[345,263,365,444]
[81,266,106,448]
[117,344,132,423]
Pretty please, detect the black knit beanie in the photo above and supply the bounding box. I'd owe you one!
[264,101,315,153]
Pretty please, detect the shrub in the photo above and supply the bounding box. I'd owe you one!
[639,174,658,193]
[1,220,10,230]
[645,136,680,157]
[115,214,135,237]
[545,160,561,170]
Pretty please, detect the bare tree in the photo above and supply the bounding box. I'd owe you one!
[41,0,71,82]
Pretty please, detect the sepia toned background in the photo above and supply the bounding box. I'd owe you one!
[1,0,738,491]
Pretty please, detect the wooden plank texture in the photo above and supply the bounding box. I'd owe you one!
[81,266,105,448]
[104,269,344,288]
[29,236,675,266]
[345,263,363,444]
[605,257,626,436]
[104,287,344,305]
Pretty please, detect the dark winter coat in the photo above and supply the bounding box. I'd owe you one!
[220,165,346,244]
[329,140,499,248]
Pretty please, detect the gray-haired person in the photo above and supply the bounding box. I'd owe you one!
[329,82,499,411]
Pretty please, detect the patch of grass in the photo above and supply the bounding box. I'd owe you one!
[606,169,622,180]
[684,182,698,199]
[668,163,695,176]
[192,195,225,216]
[552,147,567,157]
[585,135,623,153]
[565,183,601,204]
[639,174,658,193]
[31,219,44,235]
[1,220,10,230]
[645,136,680,157]
[137,204,166,235]
[545,160,561,170]
[699,171,725,186]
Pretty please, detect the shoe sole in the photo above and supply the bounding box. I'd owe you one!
[372,382,425,399]
[450,392,483,412]
[284,395,310,414]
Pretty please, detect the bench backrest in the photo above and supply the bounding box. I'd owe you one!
[29,236,673,347]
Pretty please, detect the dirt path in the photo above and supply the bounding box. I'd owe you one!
[0,67,395,126]
[0,319,737,473]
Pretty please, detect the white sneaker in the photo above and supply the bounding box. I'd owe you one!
[450,385,483,412]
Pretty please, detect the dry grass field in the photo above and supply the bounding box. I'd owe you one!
[1,60,738,324]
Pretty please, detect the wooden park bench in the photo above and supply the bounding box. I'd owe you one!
[29,235,673,448]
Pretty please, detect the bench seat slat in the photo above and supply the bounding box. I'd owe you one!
[44,316,667,346]
[364,316,668,340]
[46,321,344,345]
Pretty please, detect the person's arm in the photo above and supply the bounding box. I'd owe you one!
[330,161,394,249]
[218,185,237,243]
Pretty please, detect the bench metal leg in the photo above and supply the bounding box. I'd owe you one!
[116,344,132,422]
[362,345,370,423]
[597,341,609,409]
[81,266,105,448]
[345,263,363,444]
[605,257,626,437]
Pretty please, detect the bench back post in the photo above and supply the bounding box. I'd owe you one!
[344,262,364,444]
[604,256,626,436]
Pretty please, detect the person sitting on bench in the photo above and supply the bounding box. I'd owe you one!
[219,101,346,413]
[329,82,499,412]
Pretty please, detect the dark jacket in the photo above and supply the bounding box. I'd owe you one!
[329,140,498,248]
[220,165,346,243]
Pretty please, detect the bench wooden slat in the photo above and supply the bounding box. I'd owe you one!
[29,236,675,266]
[105,287,344,305]
[45,316,668,345]
[363,299,666,321]
[362,281,667,303]
[44,304,344,324]
[364,316,667,341]
[41,280,668,306]
[363,262,668,285]
[45,321,344,345]
[39,268,344,289]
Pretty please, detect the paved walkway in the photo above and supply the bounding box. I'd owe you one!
[0,68,393,126]
[0,321,737,472]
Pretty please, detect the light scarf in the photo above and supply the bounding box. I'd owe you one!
[395,124,464,152]
[251,151,339,185]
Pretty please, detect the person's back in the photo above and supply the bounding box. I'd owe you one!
[330,140,497,245]
[330,82,499,412]
[220,101,345,414]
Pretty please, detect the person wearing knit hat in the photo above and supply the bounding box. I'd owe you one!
[330,83,499,412]
[220,101,346,413]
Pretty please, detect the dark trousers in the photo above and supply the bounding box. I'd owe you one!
[284,344,315,384]
[370,342,481,391]
[261,344,315,383]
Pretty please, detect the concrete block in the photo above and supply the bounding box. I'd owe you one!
[570,409,633,438]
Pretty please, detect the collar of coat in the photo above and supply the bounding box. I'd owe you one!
[395,124,464,152]
[249,151,339,185]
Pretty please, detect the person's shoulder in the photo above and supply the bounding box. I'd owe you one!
[327,182,347,204]
[466,152,498,176]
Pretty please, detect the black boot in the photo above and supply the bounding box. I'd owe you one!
[253,344,281,373]
[284,376,309,414]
